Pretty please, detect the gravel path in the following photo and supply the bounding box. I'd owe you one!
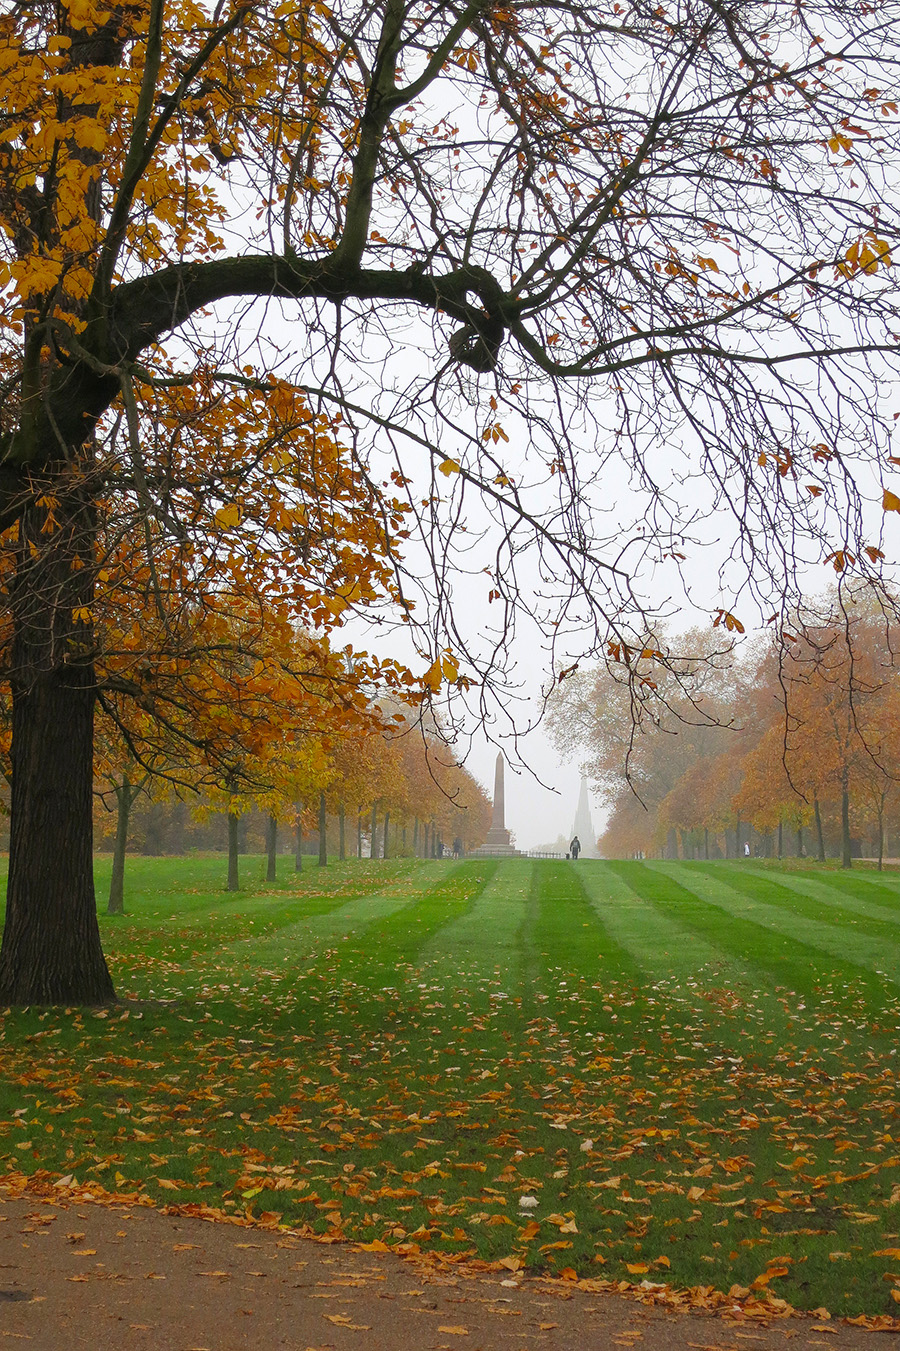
[0,1189,891,1350]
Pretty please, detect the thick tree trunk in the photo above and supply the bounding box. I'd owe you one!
[357,806,363,859]
[796,826,803,858]
[294,806,303,871]
[413,817,419,856]
[878,810,885,872]
[339,803,346,861]
[814,797,826,862]
[227,812,240,891]
[266,813,277,883]
[370,801,378,859]
[703,827,709,860]
[383,810,391,859]
[0,491,114,1005]
[841,774,852,870]
[107,775,138,916]
[318,792,327,867]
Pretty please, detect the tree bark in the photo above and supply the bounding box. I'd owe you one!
[357,806,363,859]
[777,820,782,859]
[108,774,142,916]
[339,802,346,861]
[814,797,826,862]
[413,816,419,856]
[878,806,885,872]
[383,810,391,859]
[227,812,240,891]
[370,801,378,859]
[294,806,303,872]
[704,826,709,860]
[318,791,327,867]
[0,490,114,1005]
[796,825,803,858]
[266,813,277,883]
[841,772,852,870]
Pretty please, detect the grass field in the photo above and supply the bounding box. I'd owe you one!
[3,854,900,1316]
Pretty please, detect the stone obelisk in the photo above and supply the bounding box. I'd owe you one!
[472,753,519,855]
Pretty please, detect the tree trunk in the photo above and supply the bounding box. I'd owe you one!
[777,820,782,859]
[339,802,346,861]
[227,813,240,891]
[704,826,709,860]
[796,825,803,858]
[841,773,852,870]
[370,801,378,859]
[107,775,138,916]
[318,792,327,867]
[0,491,115,1005]
[413,817,419,856]
[814,797,826,862]
[266,813,277,883]
[383,810,390,859]
[169,798,186,855]
[294,807,303,872]
[878,807,885,872]
[735,811,741,857]
[357,806,363,859]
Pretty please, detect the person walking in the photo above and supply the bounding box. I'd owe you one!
[570,835,581,860]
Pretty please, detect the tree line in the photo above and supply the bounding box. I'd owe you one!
[549,595,900,868]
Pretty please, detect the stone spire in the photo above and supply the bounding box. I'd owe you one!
[571,775,598,858]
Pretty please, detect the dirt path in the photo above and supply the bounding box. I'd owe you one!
[0,1189,889,1350]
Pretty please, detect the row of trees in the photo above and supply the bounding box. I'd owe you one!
[549,594,900,868]
[95,692,491,909]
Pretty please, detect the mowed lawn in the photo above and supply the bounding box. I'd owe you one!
[3,855,900,1316]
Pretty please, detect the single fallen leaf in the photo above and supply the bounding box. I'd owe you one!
[626,1262,650,1274]
[323,1314,372,1330]
[539,1324,559,1331]
[437,1328,469,1336]
[66,1233,86,1243]
[173,1244,198,1252]
[66,1275,89,1282]
[198,1271,230,1278]
[873,1249,900,1258]
[73,1248,96,1256]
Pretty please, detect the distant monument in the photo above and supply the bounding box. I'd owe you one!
[470,754,521,857]
[571,775,600,858]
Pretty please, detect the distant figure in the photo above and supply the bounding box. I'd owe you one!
[453,836,462,859]
[743,841,751,857]
[570,835,581,860]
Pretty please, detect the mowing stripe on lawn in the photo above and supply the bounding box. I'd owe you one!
[793,866,900,914]
[749,866,900,932]
[421,858,531,975]
[339,860,500,969]
[606,860,872,993]
[648,861,900,987]
[525,861,643,987]
[575,861,741,981]
[215,860,460,968]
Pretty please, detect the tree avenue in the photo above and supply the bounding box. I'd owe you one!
[0,0,899,1002]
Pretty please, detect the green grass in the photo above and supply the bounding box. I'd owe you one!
[3,853,900,1316]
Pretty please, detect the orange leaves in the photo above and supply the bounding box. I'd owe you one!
[883,489,900,513]
[713,609,744,634]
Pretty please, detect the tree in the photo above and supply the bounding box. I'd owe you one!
[2,0,900,1001]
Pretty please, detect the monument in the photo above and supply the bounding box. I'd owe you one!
[470,753,521,857]
[570,775,600,858]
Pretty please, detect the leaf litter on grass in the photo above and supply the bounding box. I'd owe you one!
[2,857,900,1329]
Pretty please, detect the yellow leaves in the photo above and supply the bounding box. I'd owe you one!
[827,133,853,155]
[438,458,461,476]
[482,423,509,445]
[422,649,459,691]
[883,490,900,513]
[324,1314,372,1330]
[437,1327,469,1336]
[872,1249,900,1259]
[72,607,94,624]
[215,504,242,530]
[837,230,892,279]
